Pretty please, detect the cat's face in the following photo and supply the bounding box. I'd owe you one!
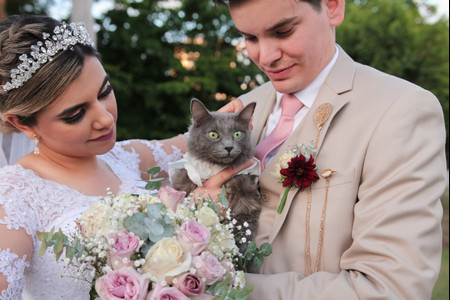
[187,99,256,167]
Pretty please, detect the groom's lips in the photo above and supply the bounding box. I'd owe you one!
[264,65,294,80]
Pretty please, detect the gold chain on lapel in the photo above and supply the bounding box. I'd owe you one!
[305,104,334,276]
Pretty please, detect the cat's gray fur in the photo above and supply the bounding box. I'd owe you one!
[171,99,262,246]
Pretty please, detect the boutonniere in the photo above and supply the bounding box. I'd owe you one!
[270,143,319,213]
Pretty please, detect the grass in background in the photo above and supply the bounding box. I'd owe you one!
[432,182,449,300]
[432,250,449,300]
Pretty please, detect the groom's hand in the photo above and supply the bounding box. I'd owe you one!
[218,99,254,130]
[192,158,256,202]
[218,99,244,113]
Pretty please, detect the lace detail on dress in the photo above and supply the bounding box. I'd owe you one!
[0,142,145,299]
[0,248,29,300]
[136,140,183,174]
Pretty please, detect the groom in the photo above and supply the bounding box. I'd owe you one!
[212,0,447,299]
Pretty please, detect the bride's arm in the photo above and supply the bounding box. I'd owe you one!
[0,206,33,297]
[120,134,187,180]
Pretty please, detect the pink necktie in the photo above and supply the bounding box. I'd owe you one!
[256,94,304,170]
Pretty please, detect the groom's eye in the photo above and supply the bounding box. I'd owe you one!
[208,131,219,140]
[233,131,243,139]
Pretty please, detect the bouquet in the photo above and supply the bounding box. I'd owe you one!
[37,167,271,300]
[270,143,319,213]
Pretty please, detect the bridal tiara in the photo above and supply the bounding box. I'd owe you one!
[2,22,94,92]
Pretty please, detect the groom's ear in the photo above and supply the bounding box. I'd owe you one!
[4,114,36,139]
[190,98,212,126]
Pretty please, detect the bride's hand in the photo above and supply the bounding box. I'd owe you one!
[192,158,256,202]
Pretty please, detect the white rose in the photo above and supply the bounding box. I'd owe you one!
[141,237,191,284]
[77,203,114,237]
[197,206,219,227]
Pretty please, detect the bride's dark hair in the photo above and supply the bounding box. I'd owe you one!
[0,15,100,133]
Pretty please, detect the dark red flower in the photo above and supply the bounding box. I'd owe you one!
[280,154,319,188]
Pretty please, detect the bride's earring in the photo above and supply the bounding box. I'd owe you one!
[33,134,40,155]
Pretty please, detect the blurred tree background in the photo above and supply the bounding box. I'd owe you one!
[4,0,448,164]
[2,0,449,298]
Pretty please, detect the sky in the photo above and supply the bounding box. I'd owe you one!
[435,0,449,16]
[50,0,449,21]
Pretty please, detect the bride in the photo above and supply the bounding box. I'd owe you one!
[0,15,190,299]
[0,15,246,299]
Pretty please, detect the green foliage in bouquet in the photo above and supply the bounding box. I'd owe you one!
[123,202,175,254]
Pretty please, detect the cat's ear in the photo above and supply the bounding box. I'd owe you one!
[191,98,212,126]
[238,102,256,124]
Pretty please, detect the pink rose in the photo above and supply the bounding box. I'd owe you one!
[221,259,235,284]
[108,230,141,270]
[191,251,226,285]
[174,273,205,296]
[177,219,210,256]
[146,284,189,300]
[95,267,149,300]
[158,186,186,212]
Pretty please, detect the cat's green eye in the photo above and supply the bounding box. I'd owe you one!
[208,131,219,140]
[233,131,243,139]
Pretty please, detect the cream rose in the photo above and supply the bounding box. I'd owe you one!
[141,237,191,283]
[270,152,296,181]
[197,206,219,227]
[77,202,115,237]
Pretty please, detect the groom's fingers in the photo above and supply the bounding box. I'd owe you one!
[191,158,256,202]
[218,99,254,130]
[218,99,244,113]
[203,158,256,189]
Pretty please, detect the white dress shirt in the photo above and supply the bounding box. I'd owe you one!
[262,46,339,164]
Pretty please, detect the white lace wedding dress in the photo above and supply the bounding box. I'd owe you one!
[0,140,183,300]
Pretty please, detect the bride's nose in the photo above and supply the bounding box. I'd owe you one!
[92,101,114,130]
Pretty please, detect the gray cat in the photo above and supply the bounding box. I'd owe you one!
[170,99,262,246]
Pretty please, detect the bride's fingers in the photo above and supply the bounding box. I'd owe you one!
[218,99,244,113]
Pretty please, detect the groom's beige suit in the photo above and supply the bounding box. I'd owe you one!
[239,47,447,299]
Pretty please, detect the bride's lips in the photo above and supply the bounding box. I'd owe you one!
[264,65,294,80]
[90,128,114,142]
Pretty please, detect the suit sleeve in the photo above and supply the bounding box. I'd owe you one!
[245,88,447,299]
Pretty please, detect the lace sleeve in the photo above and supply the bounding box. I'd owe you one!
[118,135,186,176]
[0,248,29,300]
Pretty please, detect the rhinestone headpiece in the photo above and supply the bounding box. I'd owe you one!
[2,22,94,92]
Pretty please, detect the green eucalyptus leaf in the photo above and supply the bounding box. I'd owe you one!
[145,181,162,191]
[217,185,229,208]
[146,220,164,236]
[124,212,150,240]
[252,252,264,267]
[147,203,164,218]
[147,167,161,175]
[260,243,272,256]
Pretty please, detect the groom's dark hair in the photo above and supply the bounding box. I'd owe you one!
[211,0,323,12]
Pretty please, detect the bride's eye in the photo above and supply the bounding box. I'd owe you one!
[98,84,113,99]
[208,131,219,140]
[233,131,243,139]
[62,108,86,124]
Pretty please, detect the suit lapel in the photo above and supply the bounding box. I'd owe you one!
[266,47,355,243]
[245,83,277,146]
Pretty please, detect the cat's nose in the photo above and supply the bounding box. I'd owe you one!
[225,146,233,153]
